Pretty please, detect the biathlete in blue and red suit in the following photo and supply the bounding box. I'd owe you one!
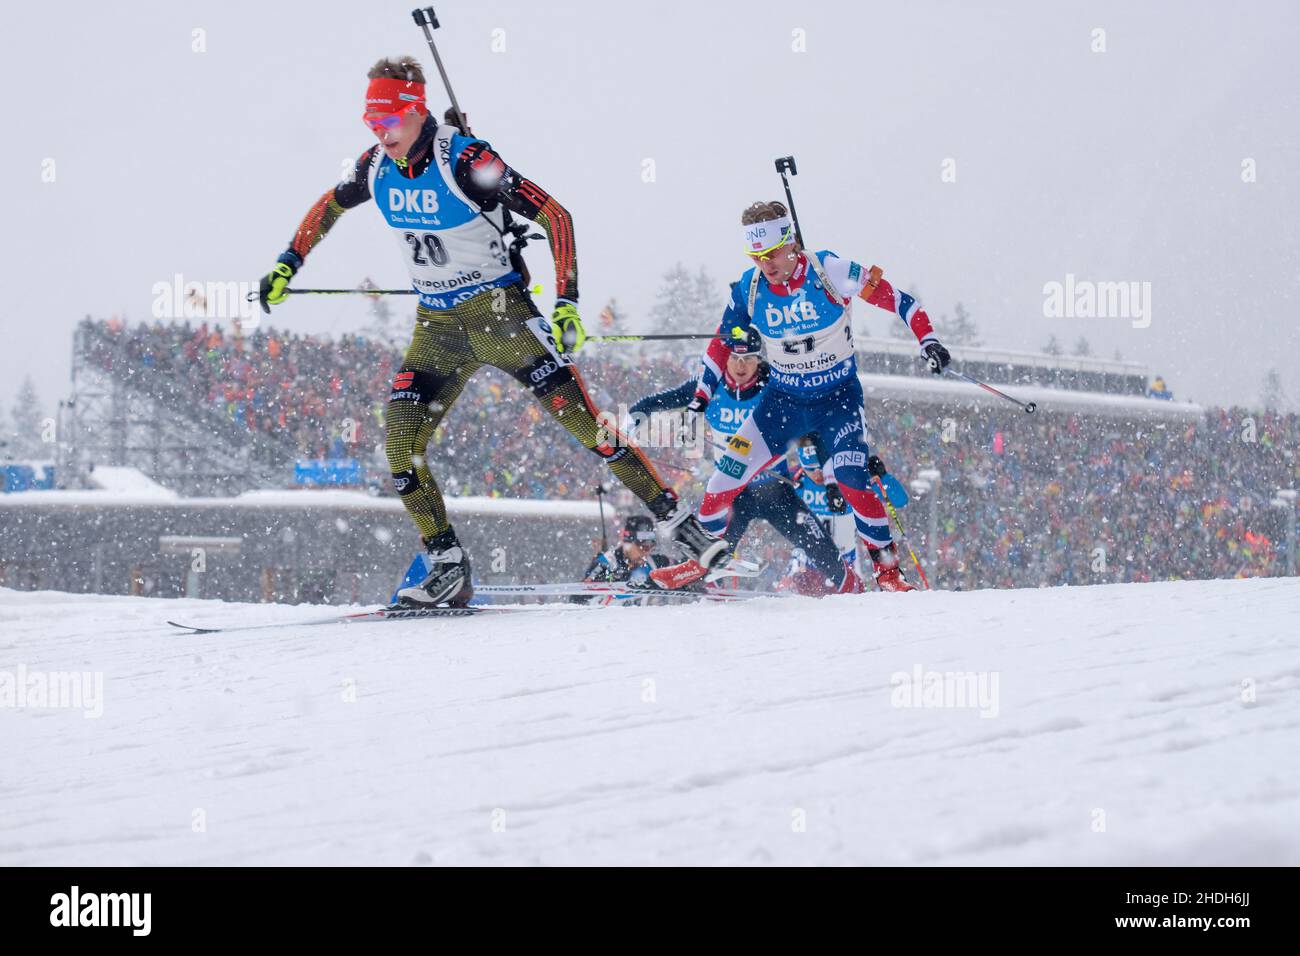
[651,199,952,592]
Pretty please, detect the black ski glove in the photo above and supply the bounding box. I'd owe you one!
[259,252,301,314]
[867,455,888,479]
[824,481,848,514]
[923,341,951,375]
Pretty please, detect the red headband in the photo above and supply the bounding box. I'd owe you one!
[364,77,427,116]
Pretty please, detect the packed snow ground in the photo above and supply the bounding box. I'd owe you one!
[1,578,1297,866]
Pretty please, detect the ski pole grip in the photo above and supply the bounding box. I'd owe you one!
[411,7,439,28]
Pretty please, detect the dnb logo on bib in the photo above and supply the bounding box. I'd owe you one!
[717,455,747,479]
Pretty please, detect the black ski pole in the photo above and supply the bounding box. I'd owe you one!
[587,333,717,343]
[411,7,467,132]
[594,484,609,552]
[774,156,804,246]
[943,367,1038,414]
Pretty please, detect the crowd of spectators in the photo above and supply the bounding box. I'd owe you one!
[78,317,703,495]
[866,402,1296,588]
[79,318,1297,588]
[81,318,396,461]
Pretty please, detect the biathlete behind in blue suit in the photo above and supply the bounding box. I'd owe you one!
[629,327,864,596]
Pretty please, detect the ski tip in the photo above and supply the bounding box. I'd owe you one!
[167,620,219,634]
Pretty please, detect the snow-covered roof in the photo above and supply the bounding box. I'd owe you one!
[0,487,603,519]
[858,373,1203,420]
[88,466,178,498]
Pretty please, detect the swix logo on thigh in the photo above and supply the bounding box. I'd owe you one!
[833,418,862,443]
[389,188,440,214]
[50,886,151,936]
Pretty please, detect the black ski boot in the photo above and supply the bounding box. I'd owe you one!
[647,490,728,571]
[396,527,474,607]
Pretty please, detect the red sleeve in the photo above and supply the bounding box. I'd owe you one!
[863,277,937,344]
[695,322,732,398]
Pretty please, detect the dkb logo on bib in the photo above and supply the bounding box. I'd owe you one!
[389,189,440,214]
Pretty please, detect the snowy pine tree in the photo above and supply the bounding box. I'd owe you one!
[8,376,44,461]
[1042,335,1062,357]
[1072,336,1092,357]
[692,268,723,331]
[649,263,695,335]
[645,264,722,358]
[656,265,721,331]
[1260,368,1285,411]
[647,261,691,335]
[945,302,982,347]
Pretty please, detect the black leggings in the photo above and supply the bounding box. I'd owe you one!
[385,284,667,539]
[725,478,844,580]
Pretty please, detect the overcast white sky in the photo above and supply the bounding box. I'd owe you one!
[3,0,1297,416]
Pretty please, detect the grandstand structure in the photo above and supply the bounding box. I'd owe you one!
[63,321,315,495]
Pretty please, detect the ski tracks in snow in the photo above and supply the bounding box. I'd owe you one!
[0,579,1297,864]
